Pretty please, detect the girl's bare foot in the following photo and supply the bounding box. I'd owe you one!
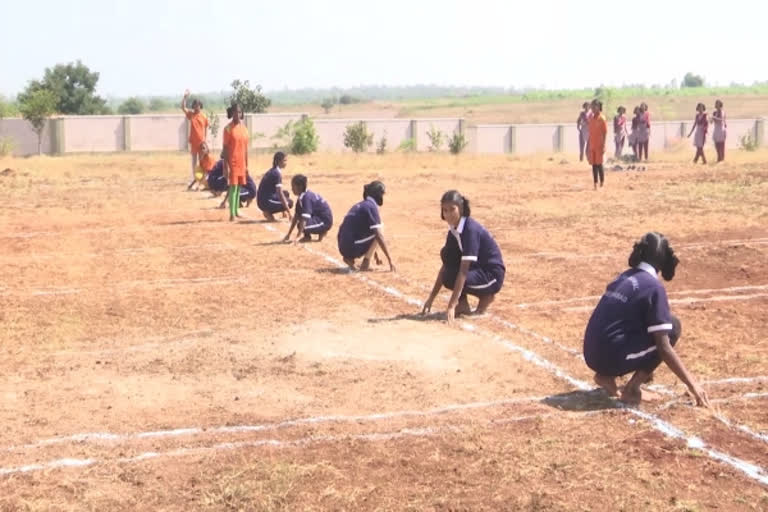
[263,212,276,222]
[594,374,619,397]
[299,234,312,243]
[454,296,472,317]
[343,257,356,270]
[318,232,326,242]
[475,294,495,315]
[360,258,372,271]
[620,385,642,405]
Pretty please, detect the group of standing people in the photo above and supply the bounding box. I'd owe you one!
[179,91,709,408]
[687,100,727,164]
[577,99,728,173]
[578,101,651,167]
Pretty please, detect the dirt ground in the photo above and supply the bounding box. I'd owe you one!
[0,148,767,510]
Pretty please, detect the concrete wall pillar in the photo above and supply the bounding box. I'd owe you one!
[556,125,565,152]
[410,120,418,149]
[755,119,764,148]
[50,118,65,155]
[508,126,516,154]
[123,116,131,151]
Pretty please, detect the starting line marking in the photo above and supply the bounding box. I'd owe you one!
[278,227,768,487]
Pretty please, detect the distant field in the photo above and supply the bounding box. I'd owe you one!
[269,94,768,124]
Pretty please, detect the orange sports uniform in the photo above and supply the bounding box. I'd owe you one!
[588,113,608,165]
[199,151,216,173]
[223,122,249,185]
[186,111,209,154]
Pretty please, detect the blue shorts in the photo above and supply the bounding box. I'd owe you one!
[304,215,332,235]
[258,191,293,214]
[338,234,375,260]
[585,316,681,377]
[440,246,505,297]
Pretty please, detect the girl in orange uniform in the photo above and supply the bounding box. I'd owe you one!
[222,103,249,222]
[588,100,607,190]
[181,90,209,190]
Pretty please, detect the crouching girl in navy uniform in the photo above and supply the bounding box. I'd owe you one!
[337,181,395,272]
[284,174,333,242]
[257,151,294,222]
[583,232,709,406]
[422,190,505,324]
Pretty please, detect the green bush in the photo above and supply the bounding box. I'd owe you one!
[376,132,388,154]
[343,121,373,152]
[398,138,416,152]
[740,133,758,151]
[118,97,145,115]
[290,117,319,155]
[0,136,16,157]
[426,125,445,151]
[448,132,468,154]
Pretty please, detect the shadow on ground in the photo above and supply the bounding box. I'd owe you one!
[542,389,621,412]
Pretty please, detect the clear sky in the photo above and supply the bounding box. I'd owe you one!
[1,0,765,98]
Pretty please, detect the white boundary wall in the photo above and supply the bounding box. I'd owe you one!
[0,113,765,157]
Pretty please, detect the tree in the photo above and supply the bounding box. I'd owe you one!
[321,97,335,114]
[229,79,271,113]
[148,98,169,112]
[118,97,145,115]
[19,89,56,155]
[18,60,108,115]
[343,121,373,153]
[682,72,704,88]
[0,95,17,119]
[339,94,360,105]
[207,110,221,148]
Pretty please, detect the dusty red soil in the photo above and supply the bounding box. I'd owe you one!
[0,152,766,509]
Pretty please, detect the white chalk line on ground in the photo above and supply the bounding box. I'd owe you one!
[561,291,768,313]
[2,395,550,454]
[515,283,768,310]
[282,230,768,486]
[0,412,609,477]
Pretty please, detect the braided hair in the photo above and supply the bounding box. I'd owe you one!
[628,232,679,281]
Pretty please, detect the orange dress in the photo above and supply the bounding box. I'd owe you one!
[588,113,608,165]
[186,111,209,154]
[222,122,249,185]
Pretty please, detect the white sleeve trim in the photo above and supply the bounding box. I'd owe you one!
[461,256,478,262]
[276,183,282,188]
[302,213,311,218]
[647,323,673,333]
[370,224,383,229]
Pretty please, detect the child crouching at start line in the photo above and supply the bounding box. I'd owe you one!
[583,232,709,407]
[422,190,505,324]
